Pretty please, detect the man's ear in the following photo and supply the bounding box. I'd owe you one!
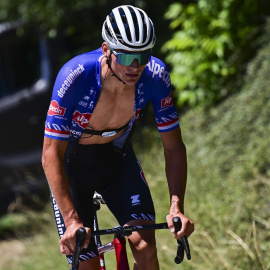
[102,42,110,59]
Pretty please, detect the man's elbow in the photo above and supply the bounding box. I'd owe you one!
[42,142,55,172]
[42,148,50,172]
[179,141,187,155]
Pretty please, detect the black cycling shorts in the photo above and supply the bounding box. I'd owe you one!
[50,141,155,263]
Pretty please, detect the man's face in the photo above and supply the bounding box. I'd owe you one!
[103,43,152,85]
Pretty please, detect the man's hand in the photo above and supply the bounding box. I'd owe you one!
[59,222,91,255]
[166,201,194,240]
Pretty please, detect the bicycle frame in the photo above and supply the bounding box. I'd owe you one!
[71,194,191,270]
[94,222,169,270]
[95,236,129,270]
[93,195,130,270]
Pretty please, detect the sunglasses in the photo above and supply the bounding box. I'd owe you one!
[110,47,152,66]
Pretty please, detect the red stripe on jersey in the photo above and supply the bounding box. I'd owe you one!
[45,127,70,135]
[157,117,178,127]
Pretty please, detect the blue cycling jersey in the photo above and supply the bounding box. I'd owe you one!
[44,48,179,150]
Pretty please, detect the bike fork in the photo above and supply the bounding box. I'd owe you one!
[113,236,130,270]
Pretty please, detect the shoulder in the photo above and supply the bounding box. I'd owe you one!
[58,48,103,77]
[53,48,102,98]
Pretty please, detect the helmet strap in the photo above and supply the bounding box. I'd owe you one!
[106,52,126,85]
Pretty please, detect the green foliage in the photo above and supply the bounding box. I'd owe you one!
[163,0,270,107]
[0,0,175,69]
[179,29,270,269]
[0,0,117,63]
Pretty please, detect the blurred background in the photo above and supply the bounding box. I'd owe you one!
[0,0,270,269]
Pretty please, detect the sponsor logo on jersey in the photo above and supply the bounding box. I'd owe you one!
[48,100,66,116]
[78,100,88,107]
[72,110,91,128]
[146,59,171,87]
[89,101,94,110]
[161,92,173,108]
[57,64,85,98]
[70,129,82,137]
[45,122,70,139]
[45,121,69,131]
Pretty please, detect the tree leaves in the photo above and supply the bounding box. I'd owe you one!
[163,0,270,107]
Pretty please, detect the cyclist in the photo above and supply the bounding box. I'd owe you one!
[42,5,194,270]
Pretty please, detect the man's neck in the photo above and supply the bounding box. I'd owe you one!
[101,59,132,94]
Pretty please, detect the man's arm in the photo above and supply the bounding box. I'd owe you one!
[42,137,90,254]
[159,128,194,238]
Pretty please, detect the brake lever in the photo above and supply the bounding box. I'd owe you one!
[173,217,191,264]
[71,227,86,270]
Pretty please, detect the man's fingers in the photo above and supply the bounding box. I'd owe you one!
[166,214,175,233]
[167,214,195,239]
[59,233,76,254]
[60,242,73,255]
[176,220,194,238]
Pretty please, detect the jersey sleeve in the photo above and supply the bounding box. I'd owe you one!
[44,58,87,140]
[145,58,180,133]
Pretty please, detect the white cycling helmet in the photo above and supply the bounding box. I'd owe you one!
[102,5,156,52]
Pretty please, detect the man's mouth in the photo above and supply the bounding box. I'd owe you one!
[126,73,139,78]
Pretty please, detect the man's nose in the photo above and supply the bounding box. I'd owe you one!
[129,59,140,68]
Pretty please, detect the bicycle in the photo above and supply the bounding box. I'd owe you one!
[71,193,191,270]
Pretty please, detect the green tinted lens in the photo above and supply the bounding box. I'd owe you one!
[116,52,151,66]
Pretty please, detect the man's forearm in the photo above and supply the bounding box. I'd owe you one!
[42,143,80,226]
[164,142,187,213]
